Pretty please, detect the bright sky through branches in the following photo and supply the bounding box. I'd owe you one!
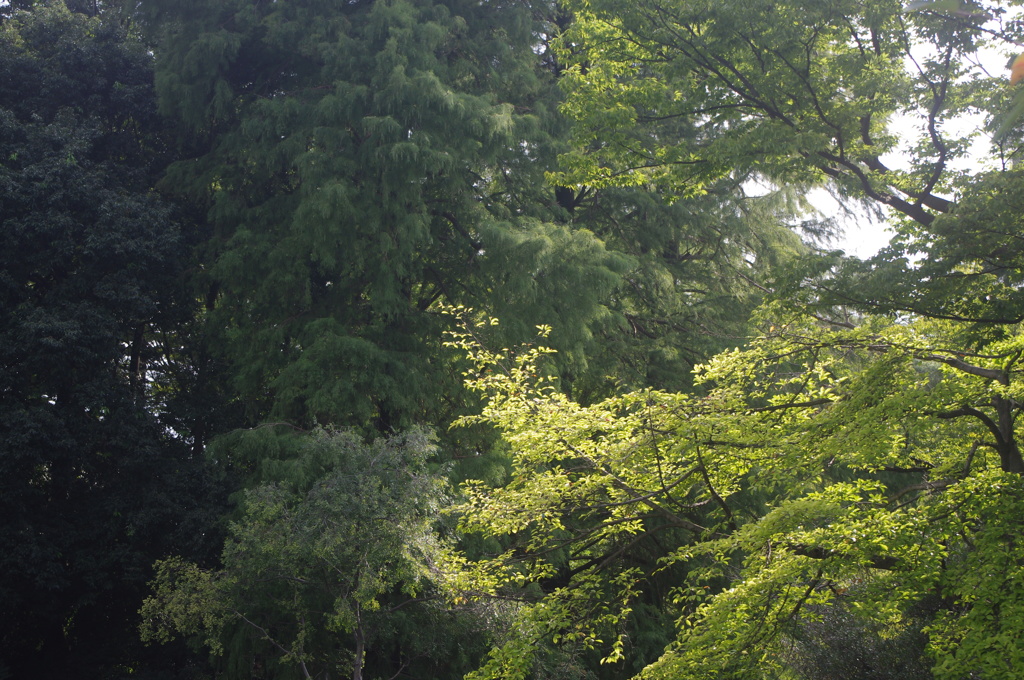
[831,21,1017,258]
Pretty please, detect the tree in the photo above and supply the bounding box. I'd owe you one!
[556,0,999,216]
[0,3,226,676]
[554,182,806,402]
[550,0,1024,319]
[435,2,1024,677]
[142,428,490,680]
[142,0,634,437]
[442,302,1024,679]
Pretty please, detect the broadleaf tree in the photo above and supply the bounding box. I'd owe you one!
[553,0,986,219]
[0,3,226,677]
[438,0,1024,676]
[141,428,492,680]
[444,302,1024,679]
[552,0,1024,321]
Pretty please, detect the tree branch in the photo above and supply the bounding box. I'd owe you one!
[787,544,899,571]
[920,353,1008,385]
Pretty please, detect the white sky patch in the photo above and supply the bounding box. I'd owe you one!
[808,188,893,258]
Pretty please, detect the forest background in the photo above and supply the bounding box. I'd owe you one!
[3,0,1024,678]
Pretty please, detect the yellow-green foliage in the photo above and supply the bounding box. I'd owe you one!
[445,305,1024,679]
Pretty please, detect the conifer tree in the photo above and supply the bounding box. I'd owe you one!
[146,0,630,435]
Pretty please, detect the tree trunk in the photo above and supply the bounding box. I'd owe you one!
[352,609,365,680]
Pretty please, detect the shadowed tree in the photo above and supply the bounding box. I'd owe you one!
[0,4,226,677]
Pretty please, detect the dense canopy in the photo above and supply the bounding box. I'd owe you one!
[3,0,1024,679]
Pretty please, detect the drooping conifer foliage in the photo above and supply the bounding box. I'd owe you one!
[144,0,637,436]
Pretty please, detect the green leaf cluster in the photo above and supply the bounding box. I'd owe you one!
[142,428,484,680]
[446,305,1024,679]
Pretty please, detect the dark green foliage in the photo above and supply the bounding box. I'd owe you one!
[562,184,802,401]
[142,428,493,680]
[0,4,226,676]
[143,0,629,435]
[783,600,935,680]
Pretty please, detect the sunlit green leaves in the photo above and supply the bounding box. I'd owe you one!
[553,0,1015,238]
[447,305,1024,678]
